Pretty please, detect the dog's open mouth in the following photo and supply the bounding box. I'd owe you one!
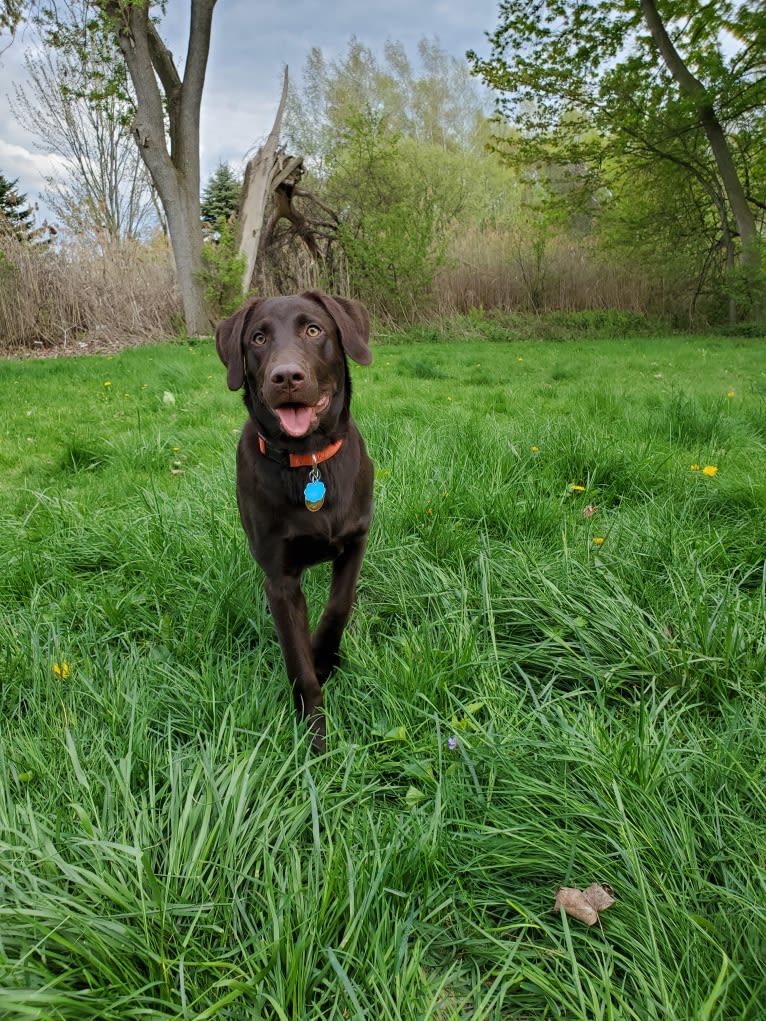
[274,395,330,437]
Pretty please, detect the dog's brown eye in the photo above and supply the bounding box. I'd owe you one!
[253,331,267,346]
[306,324,322,338]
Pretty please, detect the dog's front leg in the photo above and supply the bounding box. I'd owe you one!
[311,533,368,685]
[264,574,325,750]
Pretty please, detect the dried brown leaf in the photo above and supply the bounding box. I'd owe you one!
[582,883,615,912]
[554,883,615,926]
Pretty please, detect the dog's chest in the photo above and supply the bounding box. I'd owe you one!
[282,530,347,568]
[244,460,359,543]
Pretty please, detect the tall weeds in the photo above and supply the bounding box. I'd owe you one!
[0,233,180,354]
[0,220,731,354]
[432,228,685,319]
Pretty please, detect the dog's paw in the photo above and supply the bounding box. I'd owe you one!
[311,637,341,686]
[307,709,326,753]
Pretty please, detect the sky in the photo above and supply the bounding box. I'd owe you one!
[0,0,500,224]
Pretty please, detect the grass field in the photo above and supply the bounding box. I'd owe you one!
[1,330,766,1020]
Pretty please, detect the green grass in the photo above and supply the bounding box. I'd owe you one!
[1,331,766,1019]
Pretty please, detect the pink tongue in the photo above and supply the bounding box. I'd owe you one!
[276,405,314,437]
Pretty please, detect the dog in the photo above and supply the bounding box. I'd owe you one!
[216,291,373,750]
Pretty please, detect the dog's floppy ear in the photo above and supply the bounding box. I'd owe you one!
[215,299,262,390]
[303,291,372,366]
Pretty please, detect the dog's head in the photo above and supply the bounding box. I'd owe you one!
[216,291,371,439]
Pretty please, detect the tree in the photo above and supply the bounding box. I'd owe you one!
[321,109,458,318]
[4,0,217,334]
[469,0,766,319]
[200,163,245,319]
[0,171,35,238]
[638,0,761,305]
[201,162,242,226]
[285,36,488,166]
[278,38,494,315]
[101,0,216,333]
[0,0,22,36]
[10,13,158,245]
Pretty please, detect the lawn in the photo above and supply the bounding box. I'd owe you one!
[1,330,765,1019]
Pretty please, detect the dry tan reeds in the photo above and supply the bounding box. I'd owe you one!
[0,232,180,356]
[431,227,666,318]
[1,222,700,356]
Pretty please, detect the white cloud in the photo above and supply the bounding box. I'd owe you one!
[0,139,67,199]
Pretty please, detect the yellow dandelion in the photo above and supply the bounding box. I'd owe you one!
[727,390,736,398]
[702,465,718,476]
[569,484,586,492]
[592,537,605,546]
[447,396,453,401]
[103,380,112,388]
[531,446,540,453]
[53,661,70,680]
[690,464,700,472]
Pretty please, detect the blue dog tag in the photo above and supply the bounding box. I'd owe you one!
[304,479,326,512]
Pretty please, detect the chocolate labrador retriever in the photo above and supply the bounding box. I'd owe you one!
[216,291,373,749]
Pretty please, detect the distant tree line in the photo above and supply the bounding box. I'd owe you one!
[198,9,766,326]
[2,0,765,340]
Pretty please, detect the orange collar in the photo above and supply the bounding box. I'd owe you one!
[257,434,344,468]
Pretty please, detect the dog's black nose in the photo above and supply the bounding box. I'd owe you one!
[270,363,306,387]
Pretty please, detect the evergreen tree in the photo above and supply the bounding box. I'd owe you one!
[0,172,35,239]
[201,163,242,226]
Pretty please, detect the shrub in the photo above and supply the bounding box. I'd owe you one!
[199,217,246,319]
[326,114,448,321]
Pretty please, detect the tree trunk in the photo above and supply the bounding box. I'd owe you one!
[237,68,290,292]
[639,0,763,316]
[161,182,208,334]
[104,0,215,335]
